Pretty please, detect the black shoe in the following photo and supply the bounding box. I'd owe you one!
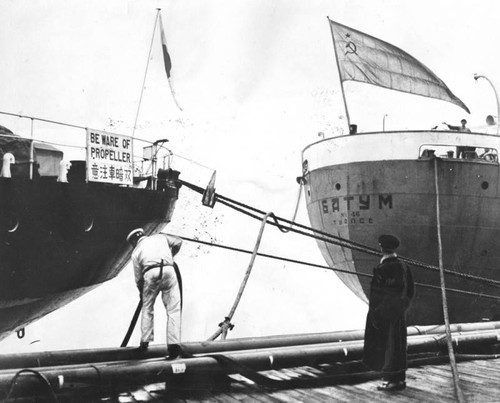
[165,350,179,361]
[377,381,406,391]
[138,341,149,352]
[166,344,181,360]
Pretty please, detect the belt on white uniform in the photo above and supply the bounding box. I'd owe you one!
[143,261,167,277]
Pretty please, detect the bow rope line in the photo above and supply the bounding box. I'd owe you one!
[206,213,273,341]
[180,179,500,290]
[279,178,304,232]
[170,234,500,301]
[434,158,466,403]
[218,192,500,287]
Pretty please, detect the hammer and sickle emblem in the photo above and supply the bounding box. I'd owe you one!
[345,41,357,55]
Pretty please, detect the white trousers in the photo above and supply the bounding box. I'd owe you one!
[140,265,181,345]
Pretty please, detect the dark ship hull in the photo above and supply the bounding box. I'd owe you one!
[302,130,500,325]
[0,166,180,341]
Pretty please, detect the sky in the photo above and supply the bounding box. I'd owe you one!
[1,0,500,353]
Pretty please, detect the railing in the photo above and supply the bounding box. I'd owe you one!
[0,111,173,190]
[419,144,499,162]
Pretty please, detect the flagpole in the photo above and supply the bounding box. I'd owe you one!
[327,16,351,133]
[131,9,161,139]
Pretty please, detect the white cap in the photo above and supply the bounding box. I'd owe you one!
[126,228,145,244]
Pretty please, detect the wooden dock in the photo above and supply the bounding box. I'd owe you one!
[47,356,498,402]
[3,326,499,402]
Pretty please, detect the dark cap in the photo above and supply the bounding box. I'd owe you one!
[126,228,145,245]
[378,234,400,251]
[461,119,467,124]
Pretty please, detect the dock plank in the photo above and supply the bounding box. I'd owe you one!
[337,384,388,403]
[265,369,324,403]
[307,385,354,403]
[21,356,499,402]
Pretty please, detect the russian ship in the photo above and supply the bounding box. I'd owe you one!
[302,19,500,325]
[0,121,181,341]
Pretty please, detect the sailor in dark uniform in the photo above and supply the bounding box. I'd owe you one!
[126,228,183,353]
[363,234,415,391]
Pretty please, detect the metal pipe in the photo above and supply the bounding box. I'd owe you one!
[0,330,498,398]
[175,321,500,356]
[0,346,169,371]
[29,118,34,180]
[0,110,87,130]
[0,322,499,371]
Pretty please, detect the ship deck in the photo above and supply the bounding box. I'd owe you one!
[51,356,500,402]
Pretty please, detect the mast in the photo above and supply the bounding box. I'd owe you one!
[327,17,351,133]
[131,9,161,188]
[132,10,161,140]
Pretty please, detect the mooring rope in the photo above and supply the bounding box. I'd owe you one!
[207,212,273,341]
[4,369,59,403]
[281,178,304,232]
[434,158,466,403]
[180,178,500,289]
[218,188,500,288]
[172,234,500,301]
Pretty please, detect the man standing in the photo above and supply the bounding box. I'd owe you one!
[126,228,183,354]
[363,234,415,391]
[443,119,475,158]
[443,119,471,132]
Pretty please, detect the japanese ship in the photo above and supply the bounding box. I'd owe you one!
[0,121,181,341]
[301,19,500,325]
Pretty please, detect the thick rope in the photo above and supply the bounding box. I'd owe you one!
[434,158,466,403]
[219,192,500,288]
[4,369,59,402]
[180,179,500,289]
[207,213,272,341]
[280,178,304,232]
[120,299,142,347]
[172,234,500,301]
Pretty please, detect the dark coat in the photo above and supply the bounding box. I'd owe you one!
[363,256,415,373]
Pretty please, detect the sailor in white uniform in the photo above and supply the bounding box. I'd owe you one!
[126,228,183,352]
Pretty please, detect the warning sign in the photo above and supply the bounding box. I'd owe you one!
[86,128,133,185]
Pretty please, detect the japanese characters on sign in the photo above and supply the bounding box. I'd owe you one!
[86,129,133,185]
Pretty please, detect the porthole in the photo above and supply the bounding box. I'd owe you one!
[2,215,20,233]
[84,217,94,232]
[7,219,19,232]
[481,181,489,190]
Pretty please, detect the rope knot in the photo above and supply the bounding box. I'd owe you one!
[218,317,234,331]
